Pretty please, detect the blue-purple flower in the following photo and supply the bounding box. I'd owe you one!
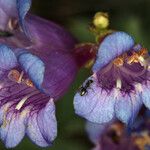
[0,0,95,148]
[74,31,150,125]
[86,110,150,150]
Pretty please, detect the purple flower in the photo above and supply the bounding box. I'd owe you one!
[0,0,95,148]
[86,110,150,150]
[86,121,140,150]
[74,31,150,124]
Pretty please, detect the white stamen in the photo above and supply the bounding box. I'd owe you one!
[116,78,122,89]
[135,83,143,93]
[138,56,146,66]
[17,71,24,83]
[15,94,31,110]
[8,19,13,30]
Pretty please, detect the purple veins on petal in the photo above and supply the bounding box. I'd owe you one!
[0,12,79,99]
[26,99,57,147]
[0,0,96,147]
[40,50,78,98]
[74,76,115,123]
[0,111,26,148]
[74,31,150,124]
[93,31,135,72]
[0,73,57,148]
[115,92,142,124]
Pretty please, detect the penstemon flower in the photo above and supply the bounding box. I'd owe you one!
[0,0,95,148]
[86,110,150,150]
[74,31,150,125]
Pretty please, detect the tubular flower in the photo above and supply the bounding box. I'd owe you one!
[86,121,139,150]
[0,0,95,148]
[74,31,150,124]
[86,110,150,150]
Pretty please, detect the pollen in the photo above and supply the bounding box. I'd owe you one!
[127,48,148,65]
[113,57,124,66]
[138,48,148,57]
[127,52,139,64]
[133,132,150,150]
[8,69,34,87]
[24,79,34,87]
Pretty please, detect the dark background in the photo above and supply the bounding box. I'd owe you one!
[1,0,150,149]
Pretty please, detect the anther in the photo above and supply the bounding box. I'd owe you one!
[113,57,124,67]
[134,132,150,150]
[127,52,139,64]
[24,79,34,87]
[8,70,21,82]
[138,48,148,57]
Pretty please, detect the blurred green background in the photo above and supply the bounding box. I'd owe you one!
[1,0,150,149]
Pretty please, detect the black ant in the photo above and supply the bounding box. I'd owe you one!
[78,79,93,96]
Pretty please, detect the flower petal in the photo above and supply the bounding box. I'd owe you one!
[0,111,26,148]
[141,82,150,109]
[0,74,57,148]
[17,0,31,36]
[40,50,78,98]
[0,0,17,15]
[86,121,108,143]
[18,52,45,90]
[93,32,135,72]
[26,15,77,50]
[0,44,17,77]
[74,76,115,123]
[0,0,17,30]
[27,100,57,147]
[0,9,8,30]
[115,92,142,124]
